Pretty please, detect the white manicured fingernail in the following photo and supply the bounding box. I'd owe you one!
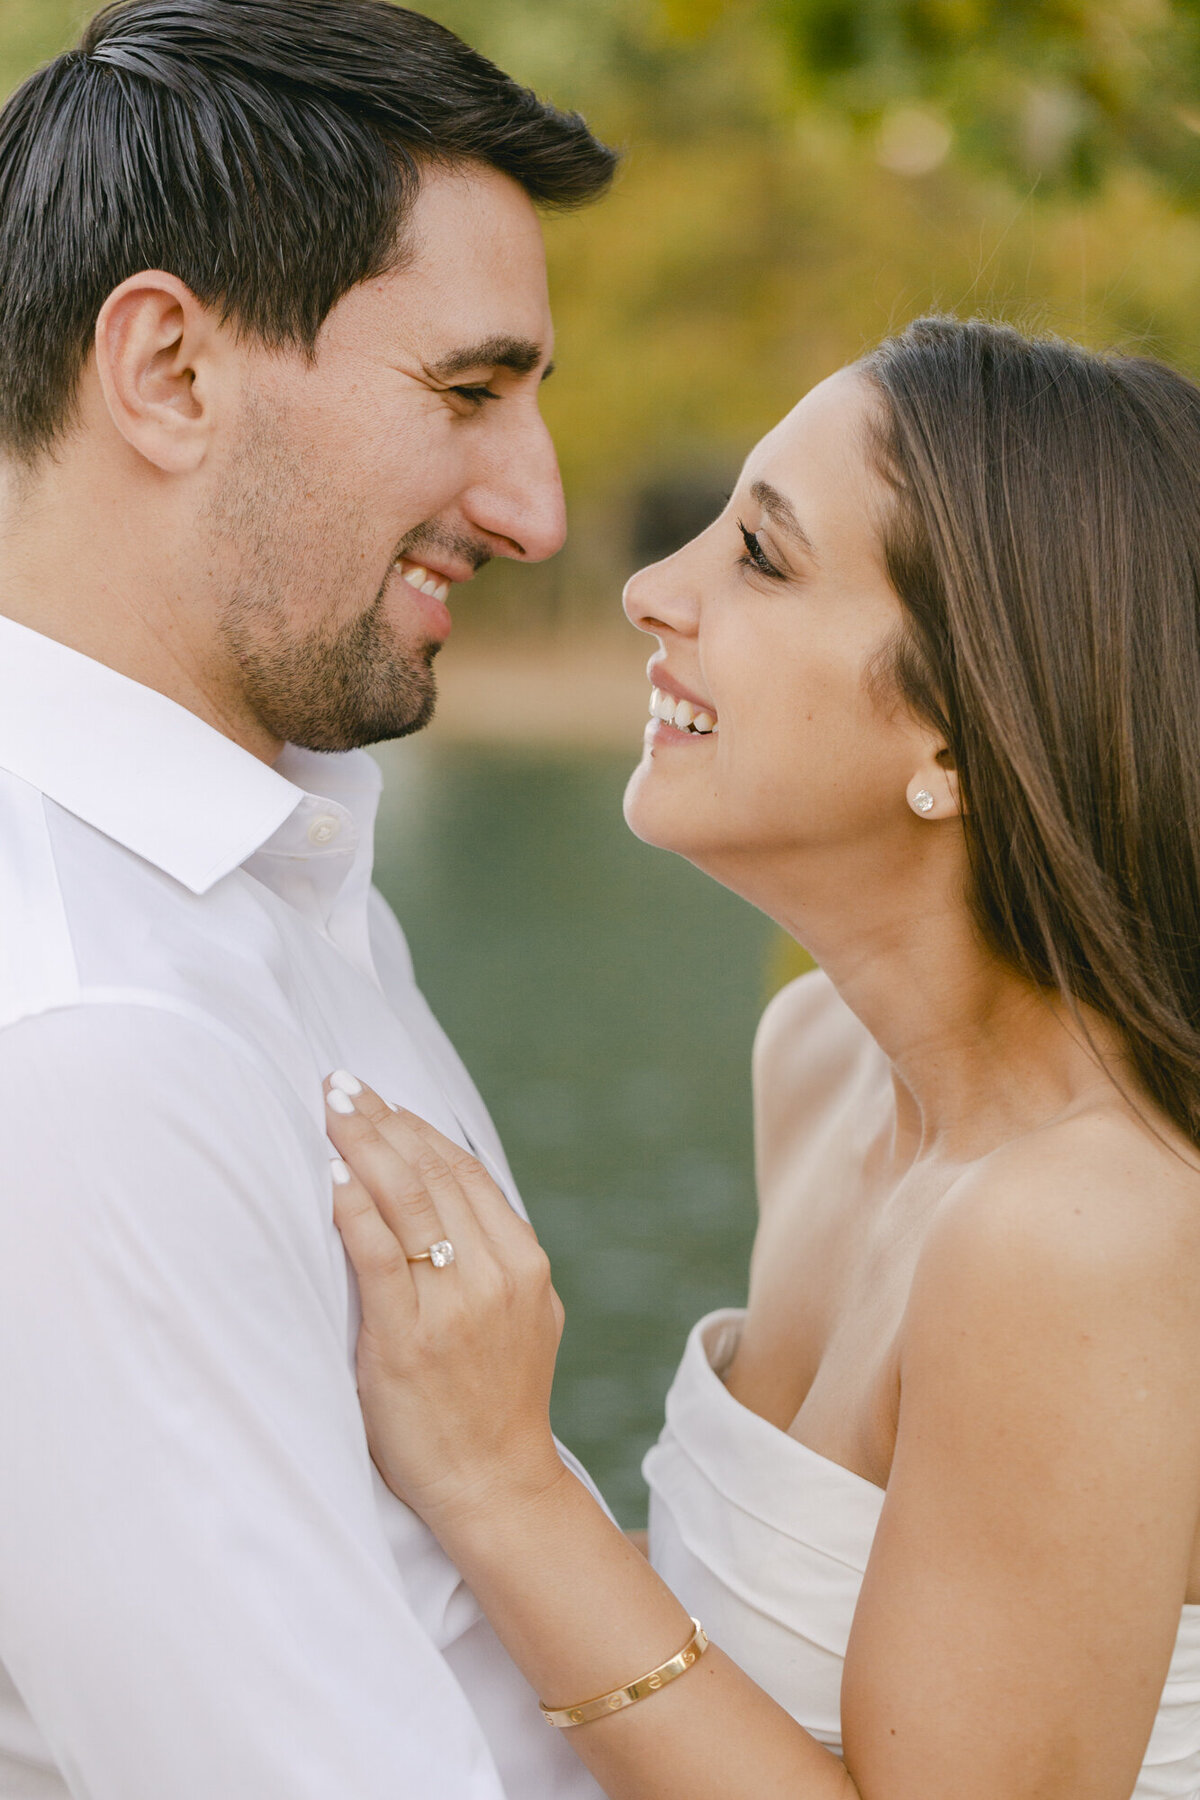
[329,1069,362,1095]
[327,1088,355,1114]
[330,1158,352,1187]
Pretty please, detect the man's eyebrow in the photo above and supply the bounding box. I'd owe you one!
[428,336,546,379]
[751,478,818,560]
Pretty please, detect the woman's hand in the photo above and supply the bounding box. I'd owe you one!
[324,1074,568,1532]
[323,1080,845,1800]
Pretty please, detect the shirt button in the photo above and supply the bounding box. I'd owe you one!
[307,814,341,847]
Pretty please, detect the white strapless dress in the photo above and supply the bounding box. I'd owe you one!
[644,1309,1200,1798]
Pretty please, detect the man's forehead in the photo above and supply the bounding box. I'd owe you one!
[392,230,553,368]
[406,159,549,272]
[334,165,555,368]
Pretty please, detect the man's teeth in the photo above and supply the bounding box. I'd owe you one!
[649,688,717,734]
[397,561,451,604]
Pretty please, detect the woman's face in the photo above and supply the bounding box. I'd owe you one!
[623,367,938,912]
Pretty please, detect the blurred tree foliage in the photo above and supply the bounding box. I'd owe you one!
[768,0,1200,194]
[432,0,1200,625]
[2,1,1199,627]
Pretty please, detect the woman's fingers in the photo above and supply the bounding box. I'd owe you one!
[329,1158,419,1328]
[390,1107,539,1250]
[389,1110,558,1330]
[374,1108,493,1253]
[324,1075,456,1264]
[324,1074,567,1525]
[324,1072,551,1319]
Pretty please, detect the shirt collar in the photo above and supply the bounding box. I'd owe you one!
[0,614,381,894]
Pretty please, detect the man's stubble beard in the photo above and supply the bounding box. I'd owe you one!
[208,396,442,754]
[222,571,440,755]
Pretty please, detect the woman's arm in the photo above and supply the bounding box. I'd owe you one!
[841,1124,1200,1797]
[326,1080,1200,1800]
[429,1454,854,1800]
[328,1080,850,1800]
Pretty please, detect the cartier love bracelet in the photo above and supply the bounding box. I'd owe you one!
[539,1619,710,1728]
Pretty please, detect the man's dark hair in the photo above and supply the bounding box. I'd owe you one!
[0,0,618,460]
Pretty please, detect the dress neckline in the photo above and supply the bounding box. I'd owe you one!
[675,1308,1200,1616]
[704,1309,887,1496]
[656,1309,885,1569]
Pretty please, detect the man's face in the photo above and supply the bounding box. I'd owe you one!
[205,161,564,752]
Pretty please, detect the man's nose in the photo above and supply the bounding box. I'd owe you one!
[468,409,567,564]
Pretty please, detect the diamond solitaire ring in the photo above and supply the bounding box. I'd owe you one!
[406,1239,456,1269]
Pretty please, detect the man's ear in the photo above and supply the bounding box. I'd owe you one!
[93,272,221,473]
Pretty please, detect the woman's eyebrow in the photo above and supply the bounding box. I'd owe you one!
[750,478,818,560]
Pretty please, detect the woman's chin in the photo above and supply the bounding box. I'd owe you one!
[623,761,708,856]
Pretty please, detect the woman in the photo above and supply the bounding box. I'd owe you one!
[324,316,1200,1799]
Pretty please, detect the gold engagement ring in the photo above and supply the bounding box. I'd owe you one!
[406,1240,456,1268]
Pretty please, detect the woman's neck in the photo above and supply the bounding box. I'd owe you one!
[768,847,1124,1165]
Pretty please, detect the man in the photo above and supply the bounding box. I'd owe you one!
[0,4,616,1795]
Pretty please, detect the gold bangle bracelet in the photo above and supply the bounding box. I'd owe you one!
[539,1619,709,1728]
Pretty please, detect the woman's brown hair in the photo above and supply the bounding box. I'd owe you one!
[863,317,1200,1149]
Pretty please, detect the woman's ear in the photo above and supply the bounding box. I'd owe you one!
[906,746,963,820]
[93,272,219,474]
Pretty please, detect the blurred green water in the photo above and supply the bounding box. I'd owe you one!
[372,741,774,1525]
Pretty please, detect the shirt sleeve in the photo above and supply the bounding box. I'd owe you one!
[0,1000,509,1800]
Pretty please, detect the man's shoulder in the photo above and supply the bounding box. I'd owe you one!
[0,990,304,1115]
[0,768,303,1037]
[0,765,83,1024]
[0,770,313,1119]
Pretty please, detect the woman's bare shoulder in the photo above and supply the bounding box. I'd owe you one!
[978,1104,1197,1227]
[752,967,885,1201]
[915,1104,1200,1342]
[846,1110,1200,1792]
[753,966,873,1089]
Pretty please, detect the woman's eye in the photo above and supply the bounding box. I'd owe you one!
[450,384,501,407]
[737,520,783,579]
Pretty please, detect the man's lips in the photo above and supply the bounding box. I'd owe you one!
[389,555,461,643]
[394,555,456,603]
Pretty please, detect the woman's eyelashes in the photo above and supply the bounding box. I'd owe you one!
[737,519,785,580]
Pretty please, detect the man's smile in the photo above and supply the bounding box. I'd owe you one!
[394,556,452,605]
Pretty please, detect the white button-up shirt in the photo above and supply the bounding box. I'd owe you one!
[0,615,603,1800]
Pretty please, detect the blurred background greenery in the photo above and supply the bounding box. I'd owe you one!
[4,0,1200,1517]
[9,0,1200,637]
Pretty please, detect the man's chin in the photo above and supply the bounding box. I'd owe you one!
[258,648,439,754]
[289,679,439,753]
[360,680,438,748]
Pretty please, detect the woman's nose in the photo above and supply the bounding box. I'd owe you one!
[622,549,699,639]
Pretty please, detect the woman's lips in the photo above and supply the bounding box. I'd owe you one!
[648,686,718,736]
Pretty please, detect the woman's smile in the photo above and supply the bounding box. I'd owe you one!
[645,664,718,742]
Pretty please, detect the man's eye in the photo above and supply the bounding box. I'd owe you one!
[737,520,783,579]
[450,384,501,406]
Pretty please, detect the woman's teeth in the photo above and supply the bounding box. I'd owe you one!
[397,560,451,604]
[649,688,717,734]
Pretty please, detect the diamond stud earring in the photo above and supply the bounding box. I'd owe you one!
[911,789,935,815]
